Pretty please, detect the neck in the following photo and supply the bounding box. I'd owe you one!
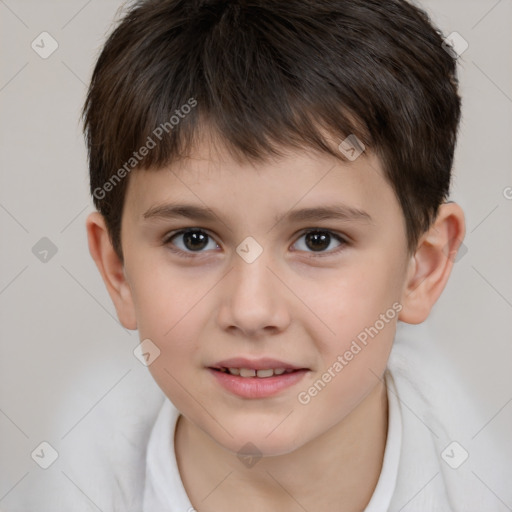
[175,379,388,511]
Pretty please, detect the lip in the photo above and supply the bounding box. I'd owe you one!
[208,368,308,399]
[211,357,306,371]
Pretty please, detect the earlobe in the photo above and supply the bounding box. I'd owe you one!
[85,212,137,330]
[398,202,466,324]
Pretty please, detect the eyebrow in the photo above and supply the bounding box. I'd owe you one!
[142,203,373,225]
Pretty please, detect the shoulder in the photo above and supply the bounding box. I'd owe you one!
[386,323,512,512]
[17,366,166,512]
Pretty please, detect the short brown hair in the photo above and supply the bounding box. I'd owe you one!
[82,0,461,260]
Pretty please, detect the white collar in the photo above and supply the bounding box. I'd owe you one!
[143,371,402,511]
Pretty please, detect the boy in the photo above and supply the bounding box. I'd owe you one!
[72,0,508,510]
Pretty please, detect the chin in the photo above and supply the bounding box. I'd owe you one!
[208,417,309,458]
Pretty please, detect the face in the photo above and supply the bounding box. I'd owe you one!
[120,140,411,456]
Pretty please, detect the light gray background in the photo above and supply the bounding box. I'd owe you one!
[1,0,511,508]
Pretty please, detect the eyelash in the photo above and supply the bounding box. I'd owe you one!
[162,228,349,259]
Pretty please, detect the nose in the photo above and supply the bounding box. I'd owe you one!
[217,250,291,338]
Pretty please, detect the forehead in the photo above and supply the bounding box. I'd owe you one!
[123,138,401,229]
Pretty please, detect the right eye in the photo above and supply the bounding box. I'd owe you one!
[163,228,220,257]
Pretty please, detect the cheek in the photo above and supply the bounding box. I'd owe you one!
[297,260,400,411]
[305,260,401,350]
[135,283,207,410]
[296,277,398,425]
[127,263,208,381]
[129,256,204,336]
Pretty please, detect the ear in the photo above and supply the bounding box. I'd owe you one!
[85,211,137,330]
[399,202,466,324]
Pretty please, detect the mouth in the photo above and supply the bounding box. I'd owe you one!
[208,358,310,398]
[210,367,301,378]
[209,357,309,377]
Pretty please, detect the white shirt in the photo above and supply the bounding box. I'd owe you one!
[143,370,403,511]
[10,323,512,511]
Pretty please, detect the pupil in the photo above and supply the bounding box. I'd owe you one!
[184,230,208,251]
[306,231,330,251]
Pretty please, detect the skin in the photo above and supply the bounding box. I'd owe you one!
[86,136,465,511]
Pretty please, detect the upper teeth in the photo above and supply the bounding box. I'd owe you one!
[222,368,291,378]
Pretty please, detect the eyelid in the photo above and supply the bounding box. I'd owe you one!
[163,227,215,244]
[298,228,349,243]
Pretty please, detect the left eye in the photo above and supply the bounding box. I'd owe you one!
[292,229,346,255]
